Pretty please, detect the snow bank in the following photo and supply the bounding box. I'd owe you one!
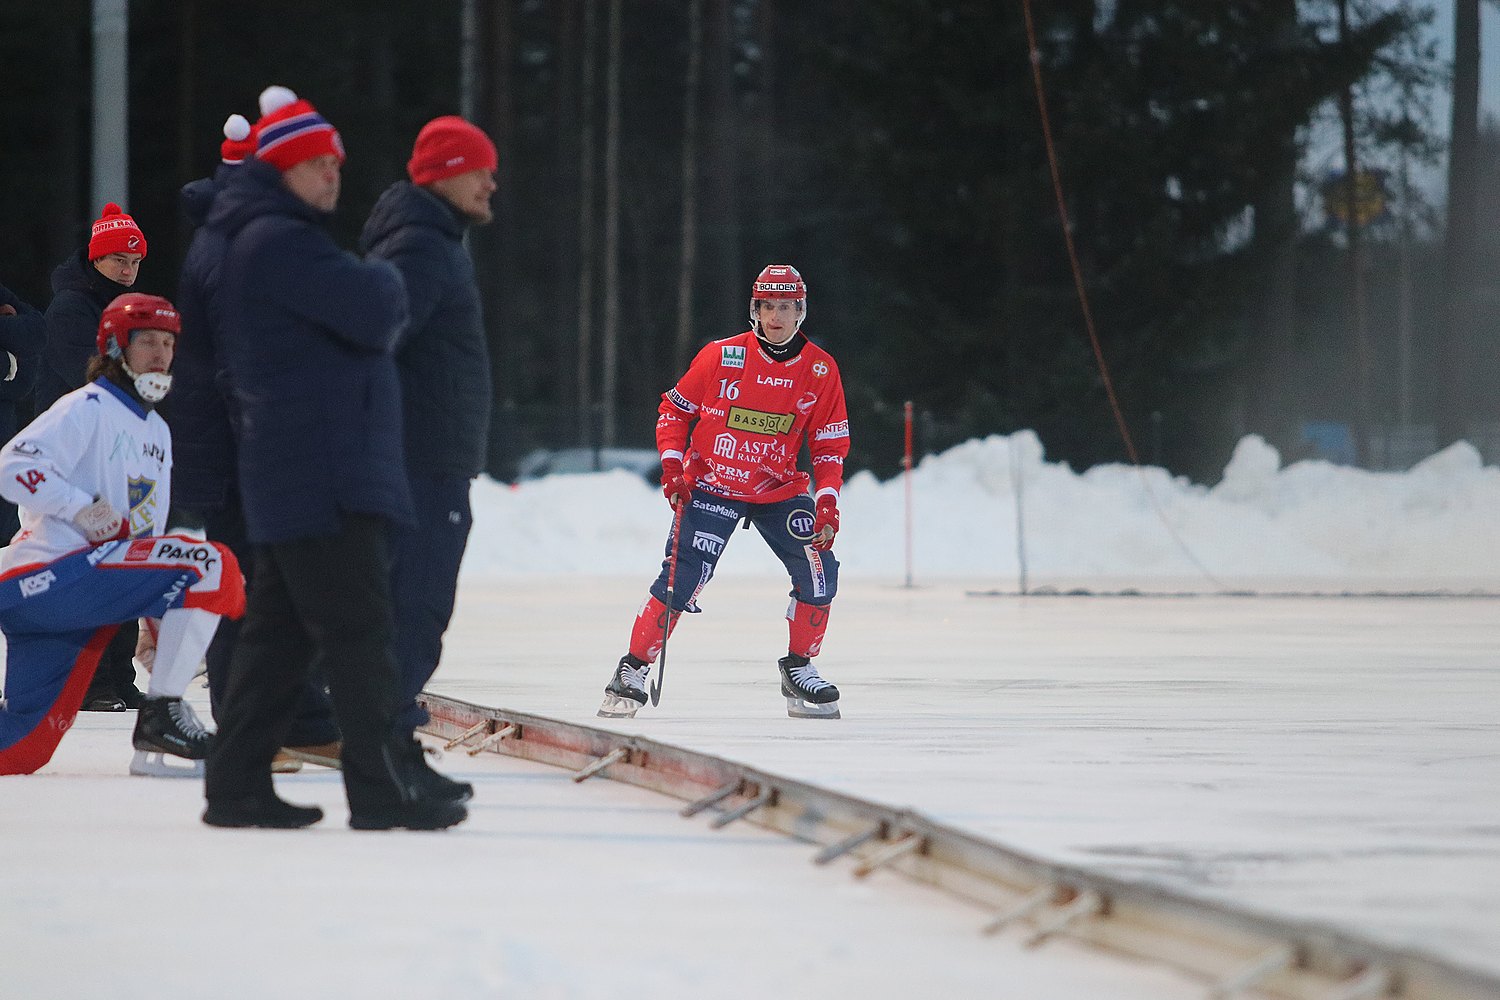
[463,433,1500,586]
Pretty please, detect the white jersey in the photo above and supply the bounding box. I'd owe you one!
[0,378,171,572]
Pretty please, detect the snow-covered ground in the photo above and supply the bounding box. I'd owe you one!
[464,433,1500,588]
[4,434,1498,996]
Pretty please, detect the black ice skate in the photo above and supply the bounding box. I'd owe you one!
[130,696,214,777]
[778,654,841,719]
[598,654,650,719]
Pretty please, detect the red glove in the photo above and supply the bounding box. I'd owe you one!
[660,457,692,508]
[812,496,839,550]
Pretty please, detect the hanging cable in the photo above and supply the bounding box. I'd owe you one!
[1020,0,1228,591]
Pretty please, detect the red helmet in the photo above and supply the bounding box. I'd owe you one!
[749,264,807,331]
[97,293,180,360]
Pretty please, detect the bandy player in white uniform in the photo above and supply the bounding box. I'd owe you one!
[0,293,245,776]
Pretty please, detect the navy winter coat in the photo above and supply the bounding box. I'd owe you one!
[167,166,239,512]
[35,249,132,414]
[207,159,413,544]
[359,182,492,479]
[0,281,46,444]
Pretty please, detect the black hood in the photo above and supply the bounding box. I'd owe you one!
[50,247,130,307]
[206,157,328,239]
[178,164,240,229]
[359,181,465,254]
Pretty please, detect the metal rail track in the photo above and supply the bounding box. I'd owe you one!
[418,693,1499,1000]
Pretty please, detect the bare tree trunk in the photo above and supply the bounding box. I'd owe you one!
[751,0,776,228]
[176,1,197,220]
[1396,148,1414,430]
[553,0,581,435]
[48,3,86,277]
[1247,0,1298,453]
[673,0,704,374]
[576,0,598,447]
[703,0,741,324]
[600,0,622,448]
[485,2,519,473]
[1337,0,1372,466]
[460,0,479,120]
[1439,0,1480,446]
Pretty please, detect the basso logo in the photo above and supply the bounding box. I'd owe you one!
[786,510,816,540]
[726,406,794,436]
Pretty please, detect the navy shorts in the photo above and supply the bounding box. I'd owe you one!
[649,489,838,613]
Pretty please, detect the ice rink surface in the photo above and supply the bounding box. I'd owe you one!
[4,573,1498,998]
[436,575,1500,979]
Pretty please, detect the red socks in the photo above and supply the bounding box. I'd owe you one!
[627,595,832,663]
[627,595,681,663]
[787,599,831,658]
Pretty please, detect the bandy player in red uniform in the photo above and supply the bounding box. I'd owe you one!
[599,264,849,719]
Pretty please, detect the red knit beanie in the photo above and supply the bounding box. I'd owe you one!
[255,85,345,172]
[88,203,147,261]
[220,114,255,165]
[407,116,497,186]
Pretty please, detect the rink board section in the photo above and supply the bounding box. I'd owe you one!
[418,693,1500,1000]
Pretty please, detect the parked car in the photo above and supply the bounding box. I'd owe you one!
[515,447,661,484]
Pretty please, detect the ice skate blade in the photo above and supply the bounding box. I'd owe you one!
[786,697,841,720]
[597,693,643,719]
[130,750,205,778]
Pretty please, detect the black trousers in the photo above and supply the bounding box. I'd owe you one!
[390,474,472,734]
[205,514,406,814]
[203,499,339,745]
[84,617,138,699]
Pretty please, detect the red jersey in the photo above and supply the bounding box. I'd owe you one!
[656,330,850,504]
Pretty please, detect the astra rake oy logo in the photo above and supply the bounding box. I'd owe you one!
[721,345,746,369]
